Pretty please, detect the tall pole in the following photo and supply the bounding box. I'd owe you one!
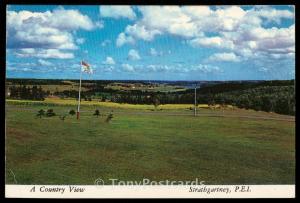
[77,62,83,120]
[194,86,197,117]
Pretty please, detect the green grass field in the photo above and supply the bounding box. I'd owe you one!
[5,102,295,185]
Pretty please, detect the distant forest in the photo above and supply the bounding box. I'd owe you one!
[6,79,295,115]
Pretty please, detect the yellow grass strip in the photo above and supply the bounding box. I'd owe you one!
[6,98,212,110]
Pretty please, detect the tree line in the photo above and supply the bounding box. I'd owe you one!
[8,85,46,101]
[6,80,295,115]
[102,86,295,115]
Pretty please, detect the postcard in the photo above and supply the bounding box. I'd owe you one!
[5,3,295,199]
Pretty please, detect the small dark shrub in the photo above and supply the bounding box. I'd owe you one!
[93,109,100,117]
[46,109,56,117]
[36,109,45,118]
[69,109,76,116]
[106,113,113,123]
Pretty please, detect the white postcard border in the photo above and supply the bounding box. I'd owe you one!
[5,185,295,198]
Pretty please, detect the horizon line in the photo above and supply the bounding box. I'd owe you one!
[5,77,295,82]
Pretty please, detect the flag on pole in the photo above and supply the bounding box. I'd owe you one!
[81,60,93,74]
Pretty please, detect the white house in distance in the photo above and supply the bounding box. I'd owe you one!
[6,86,11,98]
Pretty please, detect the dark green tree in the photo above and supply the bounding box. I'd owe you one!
[93,109,100,117]
[32,85,38,100]
[36,109,45,118]
[69,109,76,116]
[38,86,45,100]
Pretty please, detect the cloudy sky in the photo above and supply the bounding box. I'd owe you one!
[6,5,295,81]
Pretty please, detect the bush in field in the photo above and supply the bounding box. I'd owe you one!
[69,109,76,116]
[36,109,45,118]
[46,109,56,117]
[106,112,113,123]
[152,97,160,110]
[93,109,100,117]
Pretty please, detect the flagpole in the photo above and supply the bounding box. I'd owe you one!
[194,85,197,117]
[77,62,83,120]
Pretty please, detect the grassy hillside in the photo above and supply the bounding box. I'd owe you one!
[5,103,295,185]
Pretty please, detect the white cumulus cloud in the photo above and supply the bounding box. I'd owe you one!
[15,48,74,59]
[102,56,115,65]
[115,5,294,62]
[189,37,234,50]
[99,6,136,20]
[116,32,135,47]
[208,52,241,62]
[128,49,141,60]
[38,59,53,66]
[121,63,135,72]
[7,7,98,59]
[191,64,222,73]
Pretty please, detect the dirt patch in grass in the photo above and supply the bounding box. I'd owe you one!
[6,127,35,142]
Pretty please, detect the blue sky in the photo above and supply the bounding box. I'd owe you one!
[6,5,295,81]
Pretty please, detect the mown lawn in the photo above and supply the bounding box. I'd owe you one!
[5,103,295,185]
